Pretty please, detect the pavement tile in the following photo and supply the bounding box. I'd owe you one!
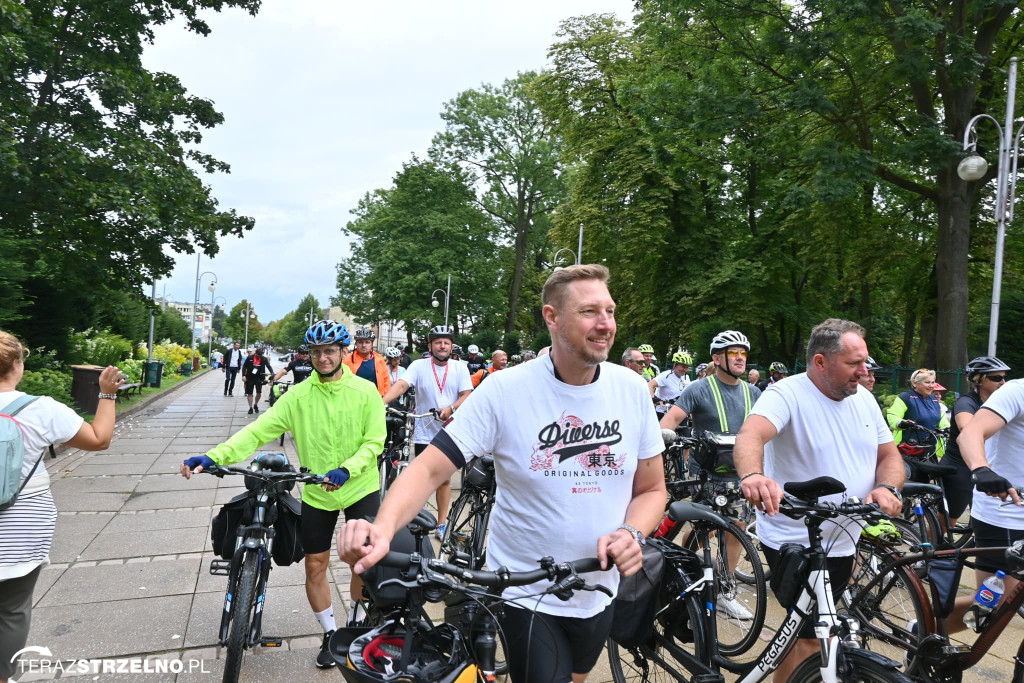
[213,487,249,505]
[97,439,174,454]
[38,557,201,606]
[176,648,337,683]
[28,595,193,660]
[133,474,219,493]
[104,508,213,533]
[78,527,208,561]
[63,463,156,477]
[184,584,322,649]
[31,564,67,607]
[76,453,162,465]
[49,512,115,563]
[195,555,308,594]
[50,490,129,512]
[49,476,142,495]
[122,489,217,510]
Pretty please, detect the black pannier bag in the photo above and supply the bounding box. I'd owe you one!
[609,540,666,647]
[770,542,811,610]
[210,490,303,567]
[271,493,304,567]
[210,492,253,560]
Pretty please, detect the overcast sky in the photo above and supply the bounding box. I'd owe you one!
[145,0,633,325]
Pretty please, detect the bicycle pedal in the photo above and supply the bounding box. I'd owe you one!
[942,644,970,655]
[209,559,231,576]
[259,637,283,647]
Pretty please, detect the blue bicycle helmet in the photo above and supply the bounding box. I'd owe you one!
[305,320,351,346]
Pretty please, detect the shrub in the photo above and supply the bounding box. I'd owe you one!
[473,329,502,355]
[120,358,145,383]
[18,369,75,410]
[501,332,522,356]
[151,342,192,377]
[531,329,551,352]
[67,328,133,367]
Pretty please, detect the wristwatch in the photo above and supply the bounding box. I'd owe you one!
[617,524,646,546]
[875,484,903,503]
[98,392,118,401]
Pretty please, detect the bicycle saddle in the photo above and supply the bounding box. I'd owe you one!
[666,501,732,530]
[409,509,437,535]
[784,476,845,500]
[902,482,943,497]
[910,460,957,477]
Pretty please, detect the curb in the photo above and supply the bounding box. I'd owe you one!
[50,369,216,460]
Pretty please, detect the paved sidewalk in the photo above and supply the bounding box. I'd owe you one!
[15,370,1023,682]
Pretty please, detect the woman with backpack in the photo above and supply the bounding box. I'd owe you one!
[0,331,124,683]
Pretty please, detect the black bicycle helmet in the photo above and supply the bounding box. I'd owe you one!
[354,327,376,340]
[865,355,883,372]
[451,344,462,356]
[966,356,1010,377]
[297,344,309,354]
[246,452,295,493]
[427,325,455,342]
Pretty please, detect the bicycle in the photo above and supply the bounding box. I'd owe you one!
[265,379,293,446]
[440,454,495,570]
[201,455,324,683]
[656,430,768,658]
[609,475,913,683]
[378,405,436,500]
[330,548,609,682]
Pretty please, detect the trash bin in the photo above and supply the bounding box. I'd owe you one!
[144,360,164,388]
[192,356,200,372]
[180,363,192,377]
[70,365,104,414]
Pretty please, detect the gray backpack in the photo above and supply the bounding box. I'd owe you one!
[1,395,43,512]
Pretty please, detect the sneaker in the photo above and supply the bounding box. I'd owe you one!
[253,404,259,413]
[347,600,367,626]
[229,392,233,397]
[435,521,447,540]
[316,630,336,669]
[248,407,254,415]
[717,595,754,620]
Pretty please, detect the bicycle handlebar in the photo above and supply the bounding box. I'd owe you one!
[778,494,886,525]
[376,551,611,597]
[386,406,438,420]
[897,419,949,438]
[201,464,325,486]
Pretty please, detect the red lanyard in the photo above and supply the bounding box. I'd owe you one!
[431,361,449,395]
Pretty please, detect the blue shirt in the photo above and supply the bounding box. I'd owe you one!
[356,356,377,384]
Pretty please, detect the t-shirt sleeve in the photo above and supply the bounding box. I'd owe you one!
[40,397,85,445]
[953,394,980,419]
[402,360,420,386]
[636,385,663,460]
[748,382,792,433]
[870,394,895,444]
[445,376,499,458]
[457,363,473,392]
[981,383,1024,424]
[655,370,669,387]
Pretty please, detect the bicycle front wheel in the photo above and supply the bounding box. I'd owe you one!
[607,592,706,682]
[684,521,767,657]
[224,551,259,683]
[788,646,913,683]
[441,489,483,569]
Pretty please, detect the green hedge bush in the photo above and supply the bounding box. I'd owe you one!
[18,369,75,409]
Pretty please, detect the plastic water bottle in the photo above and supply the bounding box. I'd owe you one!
[963,570,1005,631]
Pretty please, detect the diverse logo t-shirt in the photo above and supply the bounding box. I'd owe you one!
[444,355,662,617]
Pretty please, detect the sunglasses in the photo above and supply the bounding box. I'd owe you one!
[725,349,748,358]
[986,374,1008,383]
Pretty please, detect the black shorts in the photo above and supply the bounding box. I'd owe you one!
[762,546,854,639]
[300,494,380,555]
[971,516,1024,574]
[243,377,264,395]
[499,603,613,682]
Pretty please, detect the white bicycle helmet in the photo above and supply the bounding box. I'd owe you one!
[709,330,750,355]
[384,346,401,359]
[467,344,479,355]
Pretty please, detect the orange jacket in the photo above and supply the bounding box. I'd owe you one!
[343,351,392,397]
[471,365,499,388]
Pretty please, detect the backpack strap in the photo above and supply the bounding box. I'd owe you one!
[2,395,48,496]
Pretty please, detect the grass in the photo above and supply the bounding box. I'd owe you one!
[82,368,210,422]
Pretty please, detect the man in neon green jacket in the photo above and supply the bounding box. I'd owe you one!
[181,320,385,669]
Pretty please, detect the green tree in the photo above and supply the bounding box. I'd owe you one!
[0,0,257,353]
[154,307,191,347]
[431,72,565,334]
[334,158,501,342]
[211,304,226,337]
[222,300,262,343]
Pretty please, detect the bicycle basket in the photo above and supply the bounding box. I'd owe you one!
[610,540,666,647]
[210,493,254,560]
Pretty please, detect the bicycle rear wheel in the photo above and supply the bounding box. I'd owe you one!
[683,521,767,657]
[788,646,913,683]
[442,488,485,569]
[607,593,705,682]
[224,551,259,683]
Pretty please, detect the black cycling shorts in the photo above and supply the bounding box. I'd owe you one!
[499,603,613,682]
[762,546,853,639]
[300,494,380,555]
[971,516,1024,574]
[243,377,264,396]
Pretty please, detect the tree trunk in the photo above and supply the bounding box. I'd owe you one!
[504,219,529,333]
[934,166,972,369]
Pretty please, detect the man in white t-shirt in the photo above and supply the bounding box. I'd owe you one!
[947,378,1024,632]
[339,264,666,683]
[734,318,903,683]
[380,324,472,538]
[648,351,693,409]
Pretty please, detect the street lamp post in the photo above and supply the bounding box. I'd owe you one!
[209,293,226,364]
[958,56,1021,357]
[243,302,256,351]
[431,273,451,328]
[551,248,577,270]
[192,256,216,367]
[577,222,583,265]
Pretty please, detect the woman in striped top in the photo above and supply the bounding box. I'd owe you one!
[0,331,123,683]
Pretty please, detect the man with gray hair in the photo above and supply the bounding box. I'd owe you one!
[622,346,644,375]
[734,318,904,682]
[747,369,760,386]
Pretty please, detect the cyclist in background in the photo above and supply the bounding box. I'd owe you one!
[396,343,412,369]
[241,346,273,415]
[649,351,693,414]
[181,321,386,669]
[659,330,761,619]
[508,353,522,367]
[381,324,473,539]
[343,328,391,398]
[522,349,537,362]
[383,346,405,385]
[756,361,788,391]
[471,349,507,387]
[887,367,950,459]
[464,344,487,375]
[622,346,644,375]
[272,344,313,385]
[638,343,659,380]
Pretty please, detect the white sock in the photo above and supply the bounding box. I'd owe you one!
[315,606,336,633]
